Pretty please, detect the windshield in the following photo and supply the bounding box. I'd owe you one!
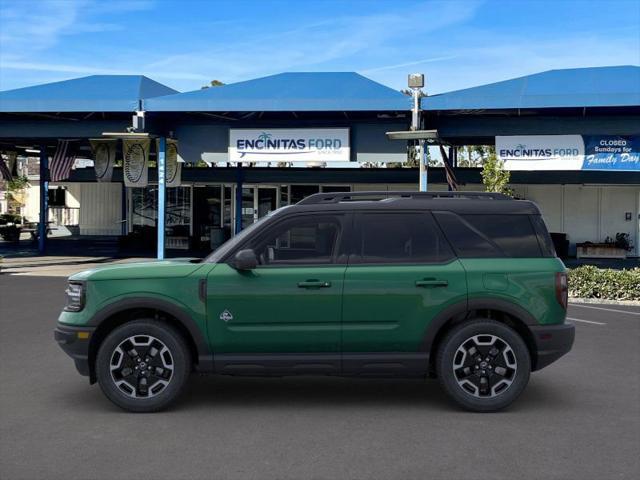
[202,206,291,263]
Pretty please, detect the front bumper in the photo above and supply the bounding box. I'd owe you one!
[54,324,95,377]
[530,322,575,371]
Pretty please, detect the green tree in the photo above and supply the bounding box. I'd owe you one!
[481,151,512,196]
[201,80,225,89]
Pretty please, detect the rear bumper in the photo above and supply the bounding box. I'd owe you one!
[54,324,95,377]
[530,322,575,371]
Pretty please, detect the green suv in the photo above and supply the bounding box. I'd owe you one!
[55,191,574,412]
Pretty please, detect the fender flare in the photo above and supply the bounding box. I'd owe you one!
[421,297,537,353]
[88,297,213,372]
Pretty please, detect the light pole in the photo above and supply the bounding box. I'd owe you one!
[408,73,427,191]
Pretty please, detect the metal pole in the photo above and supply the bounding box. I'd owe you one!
[38,146,48,254]
[419,140,427,191]
[157,137,166,260]
[234,163,243,235]
[411,88,427,192]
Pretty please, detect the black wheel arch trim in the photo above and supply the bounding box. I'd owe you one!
[87,297,214,374]
[421,297,538,353]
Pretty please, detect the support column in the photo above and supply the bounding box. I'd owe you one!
[234,163,243,235]
[38,146,48,255]
[157,137,166,260]
[419,139,428,191]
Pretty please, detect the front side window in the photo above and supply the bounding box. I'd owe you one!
[248,215,343,266]
[354,212,454,264]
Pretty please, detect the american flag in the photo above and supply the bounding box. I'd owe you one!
[0,156,12,181]
[50,140,77,182]
[439,145,458,191]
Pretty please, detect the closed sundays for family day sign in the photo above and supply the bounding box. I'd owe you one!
[229,128,350,162]
[496,135,640,171]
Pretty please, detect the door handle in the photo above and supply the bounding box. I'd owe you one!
[297,280,331,289]
[415,279,448,288]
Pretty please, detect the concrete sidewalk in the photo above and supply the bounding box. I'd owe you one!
[0,256,152,277]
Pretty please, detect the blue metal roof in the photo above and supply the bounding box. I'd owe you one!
[145,72,410,112]
[422,66,640,111]
[0,75,178,113]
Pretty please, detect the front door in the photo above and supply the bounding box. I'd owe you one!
[233,185,279,231]
[341,211,467,374]
[207,212,349,372]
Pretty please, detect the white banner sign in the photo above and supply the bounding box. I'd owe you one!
[229,128,350,163]
[123,138,150,187]
[90,139,116,182]
[496,135,585,170]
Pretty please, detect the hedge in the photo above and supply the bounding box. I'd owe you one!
[568,266,640,301]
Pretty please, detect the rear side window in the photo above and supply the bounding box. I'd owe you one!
[530,215,557,257]
[434,212,542,258]
[353,212,454,264]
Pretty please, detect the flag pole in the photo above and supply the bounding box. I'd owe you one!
[38,146,48,254]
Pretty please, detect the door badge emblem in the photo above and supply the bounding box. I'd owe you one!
[219,310,233,322]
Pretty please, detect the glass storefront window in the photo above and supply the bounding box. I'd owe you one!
[130,186,191,249]
[131,187,157,229]
[290,185,320,203]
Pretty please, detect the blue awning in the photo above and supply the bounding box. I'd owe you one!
[422,66,640,111]
[145,72,410,112]
[0,75,178,113]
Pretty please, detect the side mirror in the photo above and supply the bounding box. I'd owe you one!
[232,249,258,270]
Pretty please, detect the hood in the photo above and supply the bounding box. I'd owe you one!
[69,258,206,281]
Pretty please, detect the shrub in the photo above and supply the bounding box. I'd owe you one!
[568,265,640,301]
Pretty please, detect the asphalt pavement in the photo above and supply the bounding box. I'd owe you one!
[0,275,638,480]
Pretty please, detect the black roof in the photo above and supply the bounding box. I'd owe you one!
[289,191,541,215]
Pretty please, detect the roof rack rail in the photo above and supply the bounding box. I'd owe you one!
[297,191,510,205]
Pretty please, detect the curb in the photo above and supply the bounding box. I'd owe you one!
[569,297,640,306]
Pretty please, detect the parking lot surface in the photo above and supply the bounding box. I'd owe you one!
[1,275,638,480]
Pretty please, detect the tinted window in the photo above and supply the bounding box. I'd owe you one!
[434,212,542,258]
[249,215,342,266]
[354,212,454,264]
[530,215,556,257]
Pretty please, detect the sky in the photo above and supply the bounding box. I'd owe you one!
[0,0,639,94]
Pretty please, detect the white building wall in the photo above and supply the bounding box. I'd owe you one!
[511,184,639,257]
[78,183,122,235]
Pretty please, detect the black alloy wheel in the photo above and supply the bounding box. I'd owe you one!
[96,320,191,413]
[436,319,531,412]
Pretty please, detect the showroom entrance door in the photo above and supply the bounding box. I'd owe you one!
[232,185,280,231]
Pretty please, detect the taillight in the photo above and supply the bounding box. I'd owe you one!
[555,272,568,309]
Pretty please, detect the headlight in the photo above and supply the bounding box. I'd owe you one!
[64,282,85,312]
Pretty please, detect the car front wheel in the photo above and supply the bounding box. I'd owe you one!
[96,320,191,412]
[436,319,531,412]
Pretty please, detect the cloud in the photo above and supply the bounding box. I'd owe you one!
[361,55,459,74]
[0,0,152,61]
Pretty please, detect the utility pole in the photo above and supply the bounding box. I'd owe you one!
[408,73,426,191]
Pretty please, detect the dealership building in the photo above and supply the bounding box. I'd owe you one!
[0,66,638,257]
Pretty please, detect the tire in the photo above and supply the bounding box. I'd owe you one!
[436,319,531,412]
[96,319,191,413]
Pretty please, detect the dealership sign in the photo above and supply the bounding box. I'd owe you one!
[496,135,640,171]
[229,128,350,162]
[496,135,584,170]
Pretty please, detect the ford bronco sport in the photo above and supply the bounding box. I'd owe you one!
[55,191,574,412]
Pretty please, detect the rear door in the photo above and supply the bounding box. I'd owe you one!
[341,211,467,374]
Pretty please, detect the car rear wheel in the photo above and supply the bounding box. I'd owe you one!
[436,319,531,412]
[96,320,191,412]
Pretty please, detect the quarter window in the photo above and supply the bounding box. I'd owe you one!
[434,212,542,258]
[354,212,454,264]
